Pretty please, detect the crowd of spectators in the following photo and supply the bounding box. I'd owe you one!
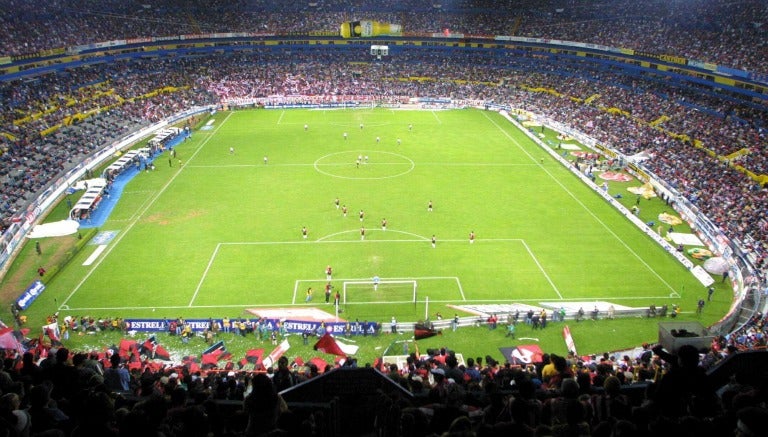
[0,327,767,436]
[0,0,767,75]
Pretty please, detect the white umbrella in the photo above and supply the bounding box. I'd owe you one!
[703,257,729,275]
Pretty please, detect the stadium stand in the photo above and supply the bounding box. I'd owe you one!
[0,1,767,435]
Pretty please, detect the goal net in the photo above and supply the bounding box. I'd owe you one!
[342,280,417,305]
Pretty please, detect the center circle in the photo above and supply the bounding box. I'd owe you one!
[313,150,415,179]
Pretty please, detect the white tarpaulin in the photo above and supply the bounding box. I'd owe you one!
[27,220,79,238]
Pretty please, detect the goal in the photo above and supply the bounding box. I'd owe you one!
[342,279,417,305]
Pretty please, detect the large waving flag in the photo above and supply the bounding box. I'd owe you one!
[140,335,172,361]
[563,325,577,356]
[118,339,138,359]
[202,341,232,367]
[262,339,290,369]
[239,348,265,369]
[313,333,358,357]
[0,328,25,353]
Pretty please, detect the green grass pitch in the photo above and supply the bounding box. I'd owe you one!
[17,107,727,362]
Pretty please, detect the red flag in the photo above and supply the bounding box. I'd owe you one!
[201,341,231,367]
[245,348,264,364]
[292,356,305,368]
[309,357,329,373]
[414,322,441,340]
[119,339,137,359]
[313,333,346,357]
[141,336,156,357]
[154,345,172,361]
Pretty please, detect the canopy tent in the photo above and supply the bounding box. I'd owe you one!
[69,178,108,221]
[148,127,182,147]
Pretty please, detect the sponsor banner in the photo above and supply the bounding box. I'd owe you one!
[634,50,687,65]
[126,37,153,45]
[687,59,717,71]
[16,280,45,310]
[261,102,363,109]
[747,71,768,85]
[123,318,380,335]
[716,65,750,79]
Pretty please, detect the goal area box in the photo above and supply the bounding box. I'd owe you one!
[293,277,463,305]
[343,280,417,305]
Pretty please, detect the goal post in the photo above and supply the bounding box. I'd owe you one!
[342,280,417,305]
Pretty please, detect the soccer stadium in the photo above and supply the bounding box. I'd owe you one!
[0,0,767,435]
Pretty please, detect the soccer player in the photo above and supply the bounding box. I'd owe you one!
[342,205,348,217]
[326,265,333,280]
[431,235,436,248]
[408,124,413,131]
[373,275,380,291]
[302,226,308,239]
[343,132,348,140]
[397,137,401,146]
[428,200,433,212]
[229,147,235,154]
[325,283,332,303]
[381,218,387,231]
[335,197,340,209]
[469,231,475,244]
[360,123,364,130]
[356,158,360,168]
[376,136,380,144]
[305,287,313,302]
[361,227,366,240]
[359,210,364,222]
[304,124,308,131]
[263,156,268,165]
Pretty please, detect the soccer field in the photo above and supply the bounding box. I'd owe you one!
[23,107,715,357]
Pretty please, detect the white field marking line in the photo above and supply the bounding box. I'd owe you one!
[188,243,222,307]
[60,112,235,308]
[225,237,527,244]
[276,110,285,125]
[293,280,299,305]
[188,162,414,168]
[482,111,679,294]
[519,240,563,299]
[447,295,680,302]
[82,245,107,266]
[296,276,461,281]
[110,192,156,222]
[316,229,430,242]
[64,293,680,311]
[188,162,535,169]
[431,111,442,124]
[455,277,466,301]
